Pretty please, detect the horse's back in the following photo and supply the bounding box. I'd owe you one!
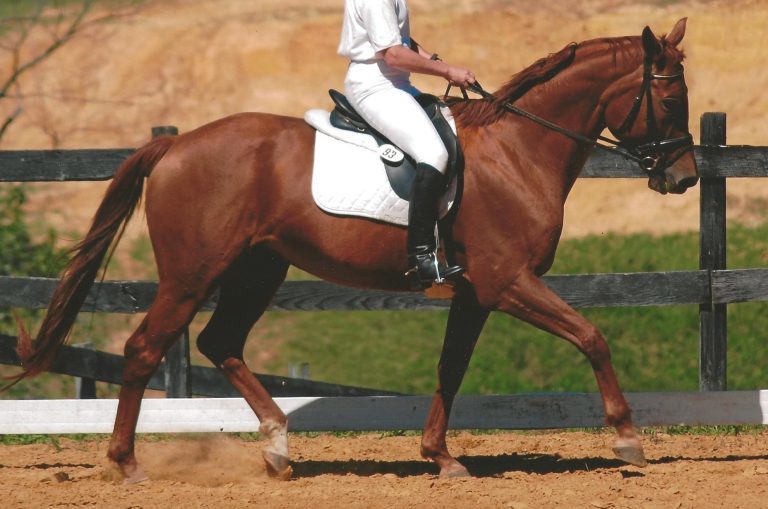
[147,111,312,196]
[168,111,311,158]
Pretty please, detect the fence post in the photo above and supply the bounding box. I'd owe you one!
[72,342,96,399]
[699,112,727,391]
[151,125,192,398]
[289,362,311,380]
[151,125,178,138]
[165,329,192,398]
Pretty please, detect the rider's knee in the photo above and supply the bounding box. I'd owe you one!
[418,144,449,174]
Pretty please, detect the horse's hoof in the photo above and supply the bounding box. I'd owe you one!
[263,450,293,480]
[612,444,648,467]
[123,474,150,485]
[121,465,150,485]
[439,462,471,479]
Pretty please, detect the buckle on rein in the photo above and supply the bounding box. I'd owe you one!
[640,154,660,173]
[631,134,694,174]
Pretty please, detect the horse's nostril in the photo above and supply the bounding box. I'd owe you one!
[678,176,699,190]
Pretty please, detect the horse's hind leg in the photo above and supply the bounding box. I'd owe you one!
[196,246,292,479]
[108,283,207,483]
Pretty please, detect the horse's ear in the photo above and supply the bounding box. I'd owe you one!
[666,17,687,47]
[642,26,662,56]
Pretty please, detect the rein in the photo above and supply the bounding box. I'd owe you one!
[448,53,694,174]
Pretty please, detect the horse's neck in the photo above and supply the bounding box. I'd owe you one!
[522,38,642,136]
[497,39,644,189]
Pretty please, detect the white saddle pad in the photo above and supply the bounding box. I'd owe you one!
[304,109,458,226]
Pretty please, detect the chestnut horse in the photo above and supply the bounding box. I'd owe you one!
[9,19,697,481]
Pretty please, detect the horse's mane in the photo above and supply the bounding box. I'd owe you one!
[448,42,578,127]
[449,33,685,128]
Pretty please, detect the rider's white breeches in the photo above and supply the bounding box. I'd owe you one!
[344,61,449,173]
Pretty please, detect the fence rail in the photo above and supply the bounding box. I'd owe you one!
[1,144,767,182]
[1,113,767,429]
[1,270,767,313]
[2,391,767,435]
[0,335,401,398]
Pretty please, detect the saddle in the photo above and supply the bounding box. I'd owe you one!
[326,90,464,200]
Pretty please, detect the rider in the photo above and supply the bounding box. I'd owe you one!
[338,0,476,287]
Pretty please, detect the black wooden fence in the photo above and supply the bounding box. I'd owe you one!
[1,112,767,397]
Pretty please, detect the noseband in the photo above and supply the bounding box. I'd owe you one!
[458,48,694,174]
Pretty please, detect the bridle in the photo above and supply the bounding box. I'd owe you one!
[451,48,694,174]
[610,52,693,172]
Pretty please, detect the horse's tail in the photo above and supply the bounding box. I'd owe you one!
[3,135,176,389]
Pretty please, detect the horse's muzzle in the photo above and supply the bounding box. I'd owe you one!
[670,174,699,194]
[649,149,698,195]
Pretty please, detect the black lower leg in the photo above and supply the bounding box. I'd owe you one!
[407,163,464,286]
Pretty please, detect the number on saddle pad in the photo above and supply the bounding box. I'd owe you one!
[378,144,405,164]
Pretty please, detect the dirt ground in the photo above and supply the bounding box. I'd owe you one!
[2,431,767,508]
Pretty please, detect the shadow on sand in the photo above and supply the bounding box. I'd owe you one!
[291,451,768,478]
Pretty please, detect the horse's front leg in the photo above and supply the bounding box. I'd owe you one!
[495,270,646,467]
[421,287,490,477]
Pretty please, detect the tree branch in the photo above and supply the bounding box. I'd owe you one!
[0,1,140,145]
[0,1,94,100]
[0,105,22,139]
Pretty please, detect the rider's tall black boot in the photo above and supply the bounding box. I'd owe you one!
[407,163,464,287]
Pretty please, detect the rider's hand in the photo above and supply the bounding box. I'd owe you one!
[445,65,476,88]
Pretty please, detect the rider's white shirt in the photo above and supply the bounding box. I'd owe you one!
[338,0,411,62]
[337,0,447,172]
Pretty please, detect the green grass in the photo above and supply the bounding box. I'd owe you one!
[0,434,56,446]
[651,425,765,436]
[0,0,141,19]
[0,0,145,36]
[0,433,113,447]
[0,1,73,19]
[3,426,763,446]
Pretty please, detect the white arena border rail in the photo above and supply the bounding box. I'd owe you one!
[2,391,767,434]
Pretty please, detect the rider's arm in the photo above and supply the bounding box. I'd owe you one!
[355,0,475,87]
[380,44,476,87]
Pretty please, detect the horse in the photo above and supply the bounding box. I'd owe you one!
[7,18,697,482]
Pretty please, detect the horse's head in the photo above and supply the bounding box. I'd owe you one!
[602,18,698,195]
